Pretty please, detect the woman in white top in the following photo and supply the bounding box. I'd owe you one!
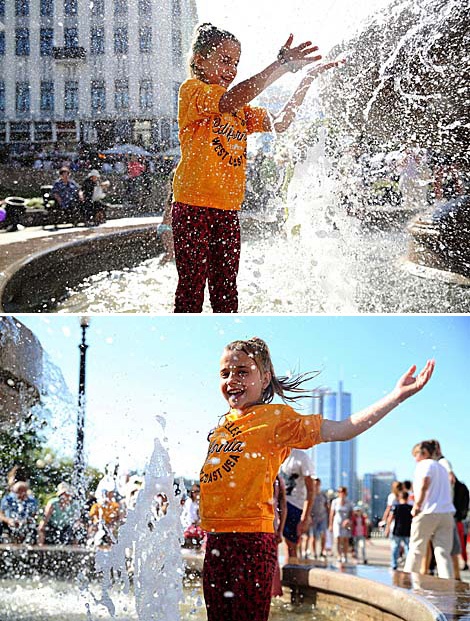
[403,440,455,578]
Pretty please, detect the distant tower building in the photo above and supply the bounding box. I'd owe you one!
[361,471,396,525]
[308,381,358,502]
[0,0,198,150]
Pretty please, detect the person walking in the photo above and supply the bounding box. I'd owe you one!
[308,477,329,559]
[329,486,354,563]
[403,441,455,579]
[385,490,413,570]
[281,448,315,562]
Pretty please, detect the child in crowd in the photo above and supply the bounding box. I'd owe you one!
[351,506,369,564]
[385,489,413,570]
[199,337,434,621]
[171,23,343,313]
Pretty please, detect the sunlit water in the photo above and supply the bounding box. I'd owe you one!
[55,197,470,315]
[0,577,337,621]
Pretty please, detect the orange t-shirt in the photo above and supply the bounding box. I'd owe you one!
[172,78,271,211]
[89,501,121,525]
[199,404,323,533]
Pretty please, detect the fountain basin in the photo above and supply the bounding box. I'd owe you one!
[0,221,163,312]
[282,565,448,621]
[406,196,470,285]
[0,544,94,580]
[0,318,43,427]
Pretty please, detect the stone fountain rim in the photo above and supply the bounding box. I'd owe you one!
[305,567,446,621]
[0,222,163,312]
[282,564,447,621]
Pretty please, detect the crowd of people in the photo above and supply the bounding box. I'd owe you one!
[380,439,469,580]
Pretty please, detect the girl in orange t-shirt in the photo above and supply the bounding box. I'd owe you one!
[171,23,343,313]
[200,337,434,621]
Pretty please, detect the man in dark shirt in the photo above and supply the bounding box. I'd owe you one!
[386,490,413,570]
[51,166,82,224]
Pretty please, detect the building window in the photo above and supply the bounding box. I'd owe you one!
[139,80,153,110]
[0,82,5,115]
[90,27,105,55]
[40,0,53,16]
[40,28,54,56]
[114,27,128,55]
[16,29,30,56]
[16,82,30,113]
[91,0,104,16]
[0,0,4,17]
[114,0,127,16]
[91,81,106,113]
[139,26,152,53]
[64,0,78,15]
[35,122,53,141]
[114,79,129,111]
[64,80,79,113]
[15,0,29,16]
[40,81,54,112]
[64,27,79,49]
[0,33,4,56]
[138,0,151,15]
[10,121,31,141]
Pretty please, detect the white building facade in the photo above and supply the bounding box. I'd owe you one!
[0,0,197,150]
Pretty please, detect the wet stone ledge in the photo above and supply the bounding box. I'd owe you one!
[0,544,95,579]
[0,221,163,312]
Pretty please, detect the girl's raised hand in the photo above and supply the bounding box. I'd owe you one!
[278,34,322,72]
[394,359,435,402]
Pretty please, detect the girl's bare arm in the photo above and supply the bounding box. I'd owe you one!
[219,36,321,114]
[321,360,435,442]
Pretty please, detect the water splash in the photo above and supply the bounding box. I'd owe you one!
[94,433,185,621]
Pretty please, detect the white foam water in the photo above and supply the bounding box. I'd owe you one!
[93,434,185,621]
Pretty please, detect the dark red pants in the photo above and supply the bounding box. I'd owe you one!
[203,532,278,621]
[171,202,240,313]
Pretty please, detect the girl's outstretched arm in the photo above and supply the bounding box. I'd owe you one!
[320,360,435,442]
[219,35,321,114]
[273,60,345,133]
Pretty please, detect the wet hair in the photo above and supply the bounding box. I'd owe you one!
[223,337,319,404]
[189,23,240,80]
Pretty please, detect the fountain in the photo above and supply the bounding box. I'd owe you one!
[316,0,469,283]
[0,317,43,428]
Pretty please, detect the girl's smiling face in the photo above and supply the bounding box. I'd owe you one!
[194,39,241,88]
[220,348,270,413]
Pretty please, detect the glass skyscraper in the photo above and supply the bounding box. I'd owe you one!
[308,381,358,502]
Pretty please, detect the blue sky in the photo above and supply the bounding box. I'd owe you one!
[17,315,470,486]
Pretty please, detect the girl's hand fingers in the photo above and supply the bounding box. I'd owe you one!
[283,34,294,49]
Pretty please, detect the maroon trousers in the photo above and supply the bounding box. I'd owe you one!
[171,202,240,313]
[203,532,278,621]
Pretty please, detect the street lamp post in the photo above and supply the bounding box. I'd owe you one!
[74,316,90,506]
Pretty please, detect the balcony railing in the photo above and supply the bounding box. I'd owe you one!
[52,47,86,61]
